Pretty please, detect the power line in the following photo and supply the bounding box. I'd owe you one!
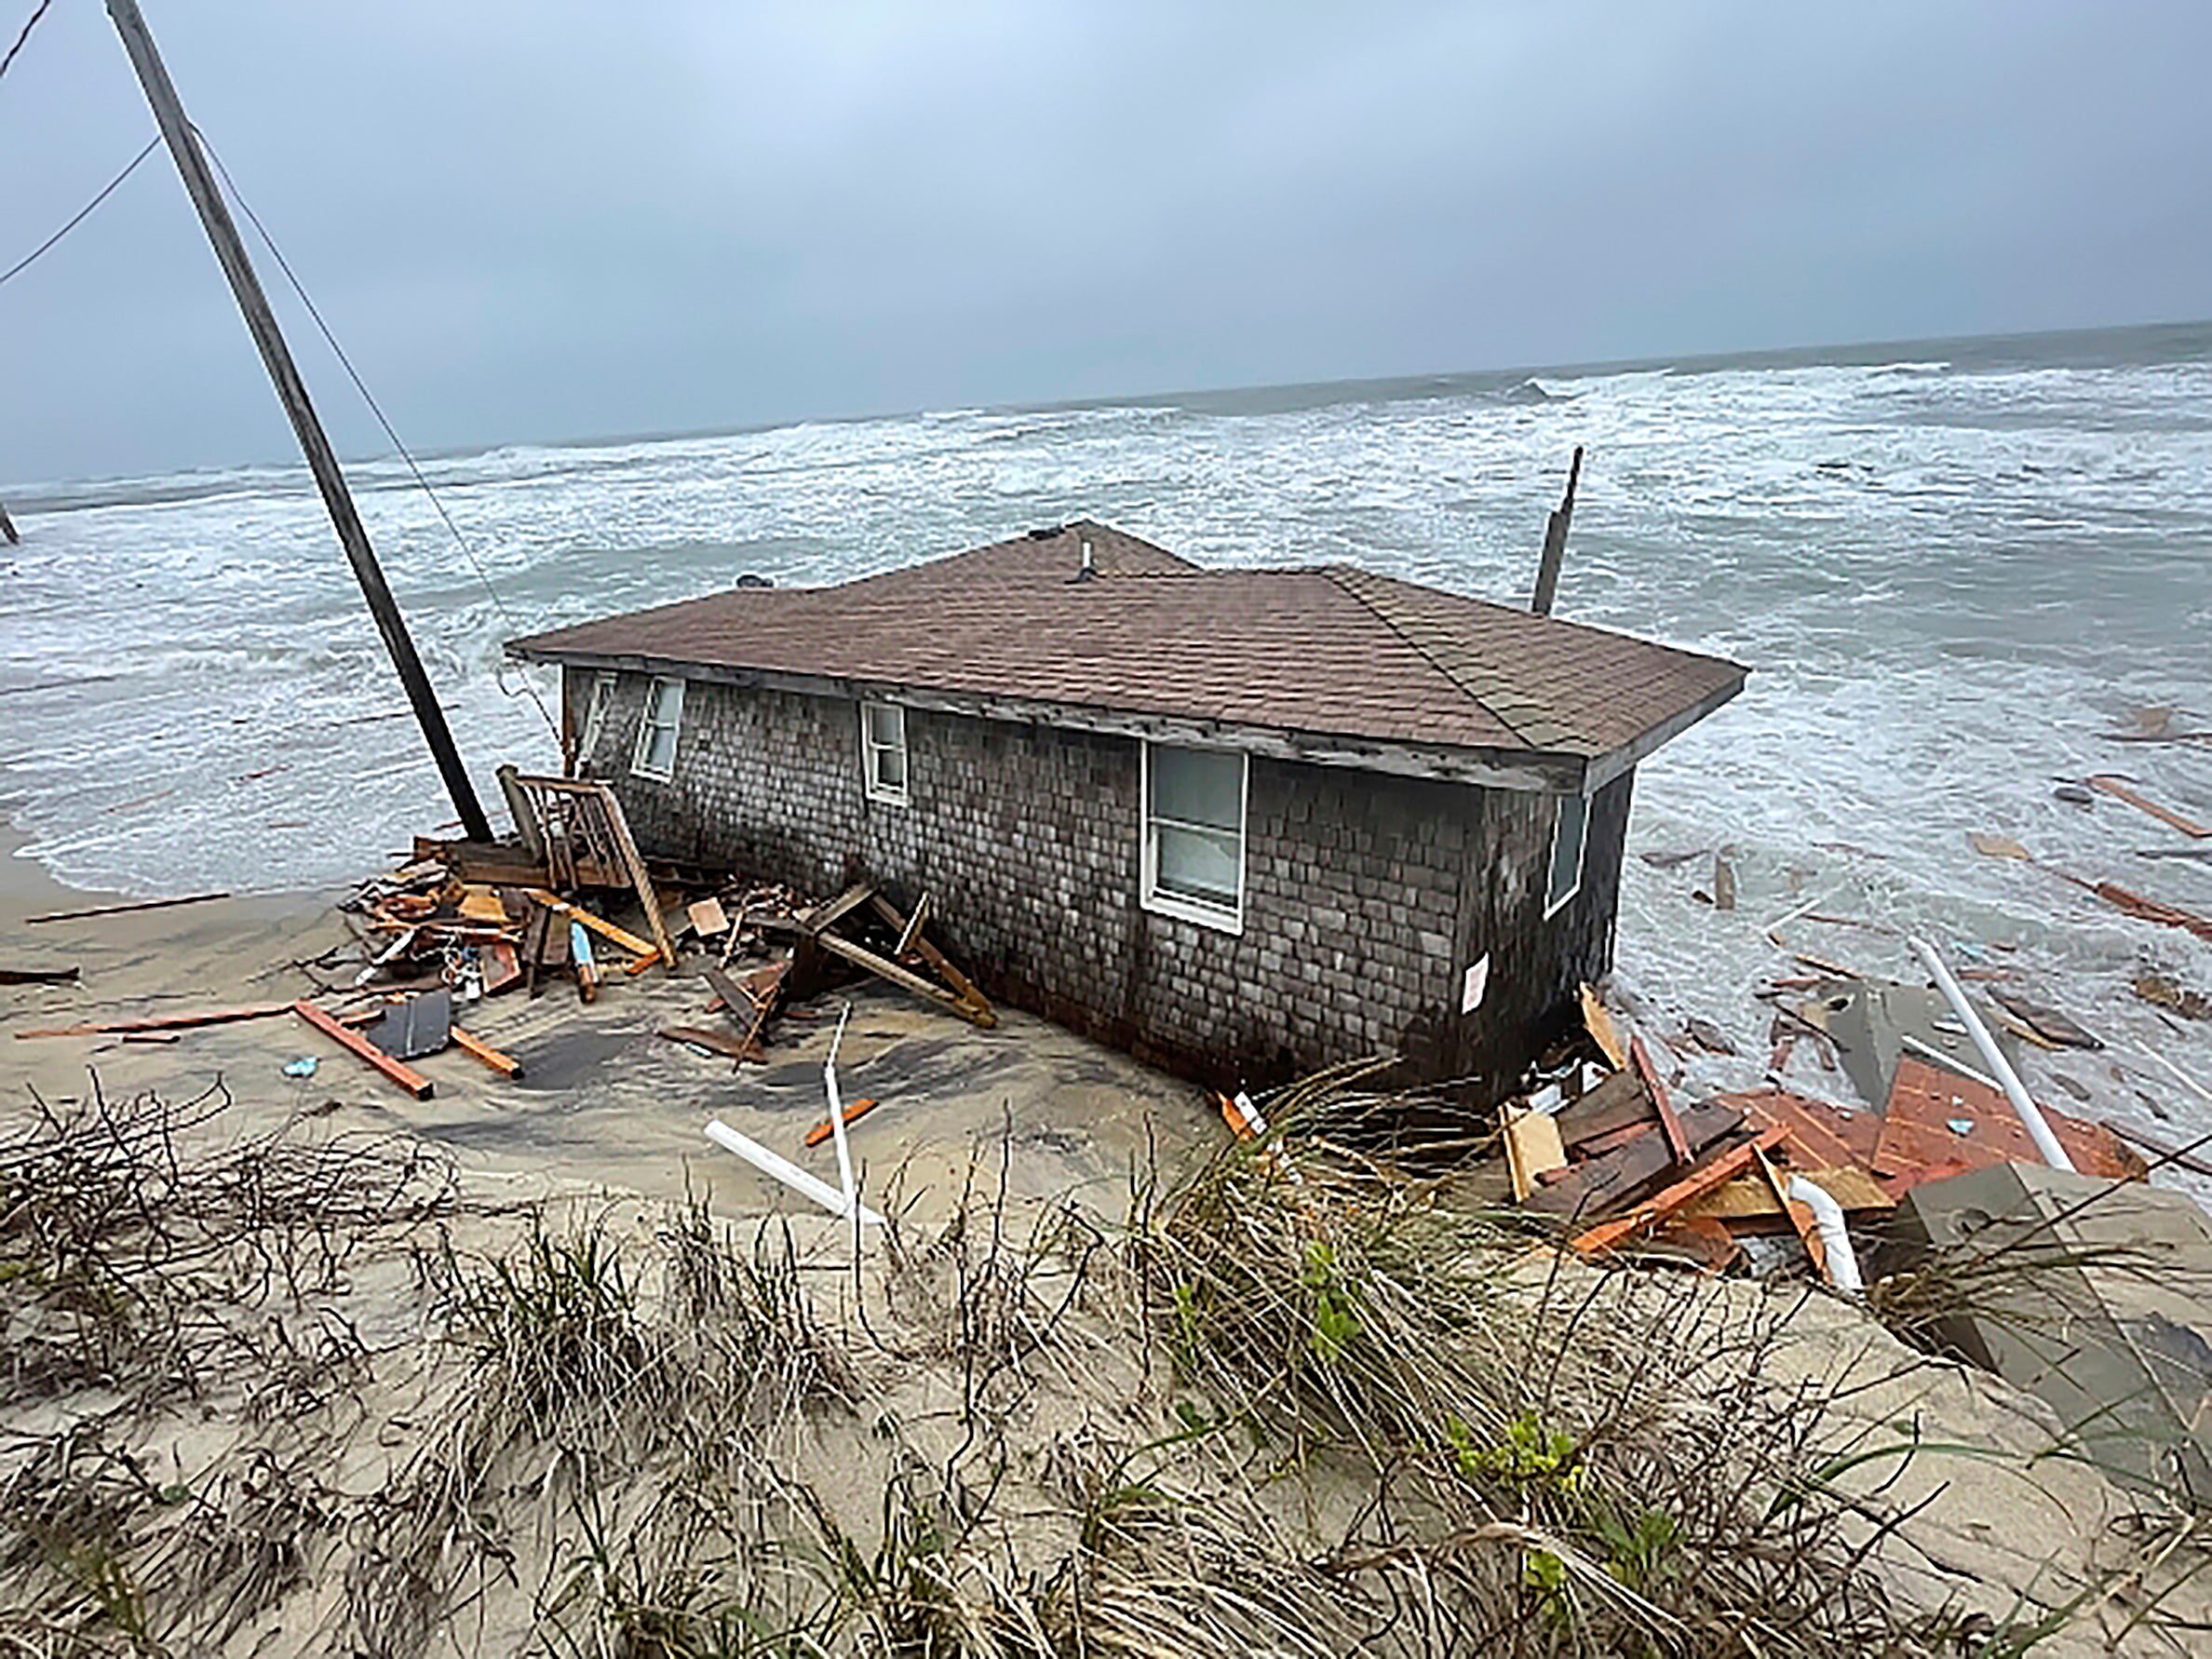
[1,137,162,288]
[192,127,562,748]
[1,0,54,84]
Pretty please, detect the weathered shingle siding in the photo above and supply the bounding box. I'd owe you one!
[576,668,1625,1098]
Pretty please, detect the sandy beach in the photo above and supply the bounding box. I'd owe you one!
[0,819,1209,1229]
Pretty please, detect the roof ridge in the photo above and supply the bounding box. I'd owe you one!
[1319,565,1546,750]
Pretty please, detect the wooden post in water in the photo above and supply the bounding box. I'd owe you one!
[1529,444,1584,617]
[103,0,493,842]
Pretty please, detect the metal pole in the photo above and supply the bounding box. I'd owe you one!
[105,0,492,842]
[1529,444,1583,616]
[1908,935,2076,1172]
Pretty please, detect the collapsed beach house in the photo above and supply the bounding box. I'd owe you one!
[506,522,1745,1096]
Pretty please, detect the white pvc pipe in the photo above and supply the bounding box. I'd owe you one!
[1907,936,2075,1173]
[704,1119,883,1225]
[823,1003,858,1220]
[1787,1174,1865,1296]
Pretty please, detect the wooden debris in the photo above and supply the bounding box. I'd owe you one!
[457,888,509,924]
[2087,775,2209,839]
[816,929,995,1029]
[25,891,229,925]
[1630,1035,1691,1167]
[805,1098,882,1148]
[1990,989,2100,1049]
[2133,970,2211,1020]
[1554,1069,1649,1153]
[526,891,655,960]
[1712,852,1737,911]
[1793,952,1860,979]
[1578,982,1627,1069]
[0,965,80,985]
[1523,1099,1747,1221]
[450,1027,523,1078]
[1683,1017,1737,1056]
[1503,1107,1568,1201]
[2090,880,2212,942]
[1970,831,2030,860]
[15,1002,293,1040]
[688,897,730,938]
[1570,1127,1788,1256]
[290,1000,434,1099]
[867,892,994,1023]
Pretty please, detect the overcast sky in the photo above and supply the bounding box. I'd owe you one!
[3,1,2207,482]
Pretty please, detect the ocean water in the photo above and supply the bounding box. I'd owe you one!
[4,320,2209,1150]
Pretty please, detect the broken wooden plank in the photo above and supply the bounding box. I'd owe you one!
[0,965,81,985]
[1630,1035,1691,1167]
[290,1001,434,1099]
[1571,1126,1788,1256]
[813,930,996,1028]
[1579,982,1627,1069]
[2087,775,2210,839]
[1553,1068,1650,1152]
[805,1097,881,1148]
[525,890,656,960]
[798,882,877,937]
[866,892,995,1022]
[1522,1099,1747,1221]
[449,1027,523,1078]
[688,897,730,938]
[25,891,229,925]
[591,783,679,966]
[1503,1108,1568,1202]
[15,1002,294,1040]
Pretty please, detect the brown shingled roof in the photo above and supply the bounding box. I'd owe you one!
[509,520,1744,770]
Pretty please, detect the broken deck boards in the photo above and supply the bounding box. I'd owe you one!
[15,1002,294,1039]
[1571,1126,1788,1256]
[291,1000,434,1099]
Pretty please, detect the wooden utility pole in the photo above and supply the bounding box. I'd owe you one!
[105,0,492,842]
[1528,444,1584,617]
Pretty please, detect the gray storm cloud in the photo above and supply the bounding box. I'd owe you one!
[3,0,2207,481]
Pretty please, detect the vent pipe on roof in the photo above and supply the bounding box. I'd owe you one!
[1077,536,1096,581]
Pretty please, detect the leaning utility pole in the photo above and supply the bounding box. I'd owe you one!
[105,0,492,841]
[1528,444,1584,618]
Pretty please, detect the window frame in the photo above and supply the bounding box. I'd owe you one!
[575,670,616,770]
[1544,792,1589,919]
[629,675,685,781]
[1140,740,1248,936]
[859,700,910,807]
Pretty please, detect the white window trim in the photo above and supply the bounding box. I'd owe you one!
[859,700,910,806]
[1140,741,1248,936]
[1544,793,1589,919]
[630,675,684,781]
[576,670,616,769]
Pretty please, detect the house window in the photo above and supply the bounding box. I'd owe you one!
[1141,742,1247,933]
[860,701,909,805]
[575,671,615,769]
[630,676,684,780]
[1544,793,1588,918]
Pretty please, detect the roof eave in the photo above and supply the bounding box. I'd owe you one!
[1584,668,1750,793]
[506,640,1597,791]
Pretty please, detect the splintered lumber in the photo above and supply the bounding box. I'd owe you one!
[1503,1108,1568,1201]
[2089,881,2212,942]
[1523,1099,1747,1221]
[797,883,878,936]
[595,786,678,966]
[1629,1035,1691,1167]
[1579,983,1627,1069]
[1553,1069,1651,1152]
[525,891,656,960]
[2087,775,2210,838]
[290,1001,434,1099]
[704,959,789,1059]
[449,1026,522,1078]
[805,1098,881,1148]
[25,891,229,925]
[15,1002,293,1040]
[1571,1126,1788,1256]
[867,892,994,1022]
[814,931,996,1028]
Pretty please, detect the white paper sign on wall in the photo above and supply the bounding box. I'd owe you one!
[1461,953,1490,1014]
